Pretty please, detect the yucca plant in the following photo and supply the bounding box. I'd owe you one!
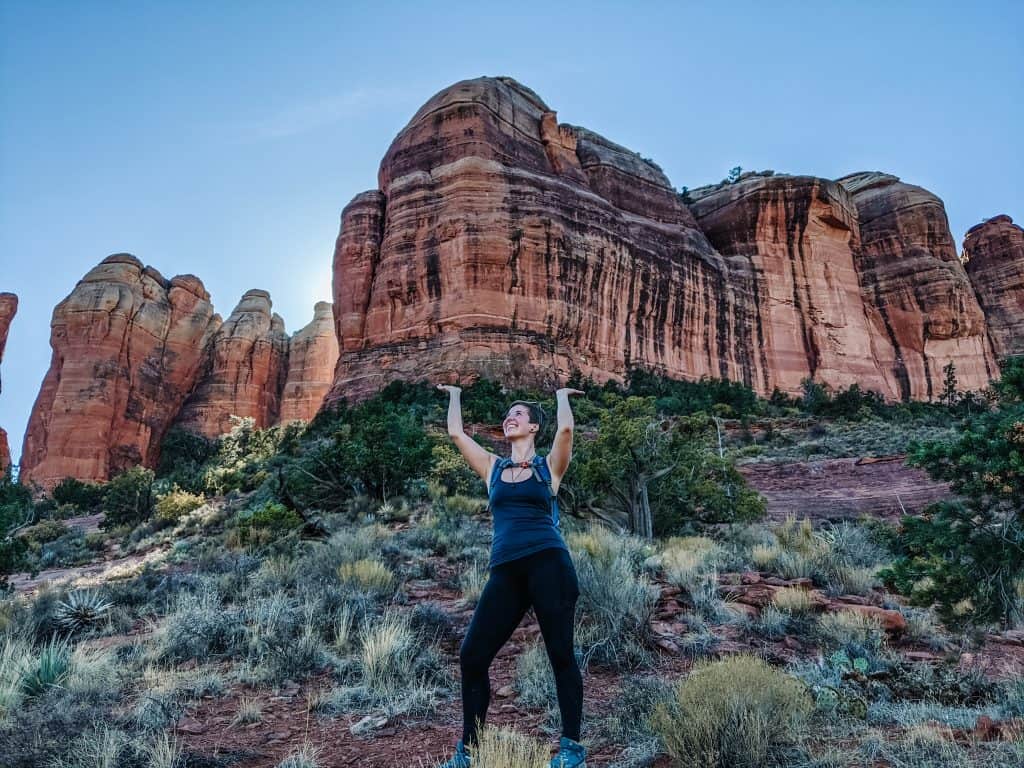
[21,635,71,697]
[55,590,113,634]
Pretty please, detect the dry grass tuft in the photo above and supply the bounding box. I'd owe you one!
[468,724,551,767]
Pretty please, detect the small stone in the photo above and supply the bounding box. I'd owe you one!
[350,714,389,736]
[496,685,515,698]
[651,621,675,637]
[176,718,207,735]
[656,638,680,654]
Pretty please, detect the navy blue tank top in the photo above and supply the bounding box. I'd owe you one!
[487,459,569,570]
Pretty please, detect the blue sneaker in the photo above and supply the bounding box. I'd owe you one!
[549,736,587,768]
[437,739,472,768]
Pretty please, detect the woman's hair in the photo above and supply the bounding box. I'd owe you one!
[505,400,546,433]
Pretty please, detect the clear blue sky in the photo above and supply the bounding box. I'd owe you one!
[1,1,1021,465]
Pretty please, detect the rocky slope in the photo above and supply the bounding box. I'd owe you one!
[963,214,1024,360]
[0,292,16,471]
[19,256,220,487]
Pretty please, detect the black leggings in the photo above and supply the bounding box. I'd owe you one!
[458,546,583,746]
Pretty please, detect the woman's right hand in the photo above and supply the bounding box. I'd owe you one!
[436,383,462,395]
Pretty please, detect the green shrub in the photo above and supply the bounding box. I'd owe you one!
[324,398,433,502]
[428,441,482,496]
[155,426,217,488]
[51,477,106,513]
[571,528,657,669]
[230,501,303,546]
[624,367,761,419]
[0,470,33,574]
[101,466,155,529]
[883,357,1024,627]
[650,654,813,768]
[242,591,328,684]
[154,486,205,524]
[20,519,69,549]
[157,589,246,663]
[284,395,434,512]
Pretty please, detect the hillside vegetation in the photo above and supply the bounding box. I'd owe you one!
[0,361,1022,767]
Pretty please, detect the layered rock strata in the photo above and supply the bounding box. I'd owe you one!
[0,293,16,471]
[837,172,996,399]
[688,174,894,397]
[174,290,290,438]
[279,301,339,423]
[327,76,759,404]
[20,255,219,487]
[326,77,1003,405]
[963,215,1024,360]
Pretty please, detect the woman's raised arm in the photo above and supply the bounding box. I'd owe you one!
[547,387,584,484]
[437,384,496,483]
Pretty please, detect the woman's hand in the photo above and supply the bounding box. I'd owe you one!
[556,387,585,397]
[436,384,462,395]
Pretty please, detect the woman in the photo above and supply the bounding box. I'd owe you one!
[435,384,587,768]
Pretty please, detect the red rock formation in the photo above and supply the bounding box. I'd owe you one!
[327,76,757,404]
[325,78,1007,407]
[0,292,16,472]
[838,172,996,399]
[174,290,289,437]
[689,174,894,397]
[279,301,339,423]
[963,215,1024,360]
[20,255,219,488]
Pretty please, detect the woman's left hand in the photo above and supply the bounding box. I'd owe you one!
[556,387,585,397]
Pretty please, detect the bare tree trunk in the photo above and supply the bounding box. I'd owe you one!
[639,482,652,539]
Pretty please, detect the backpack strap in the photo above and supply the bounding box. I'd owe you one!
[530,454,560,529]
[486,456,514,509]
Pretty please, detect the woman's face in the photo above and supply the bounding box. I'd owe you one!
[502,404,536,439]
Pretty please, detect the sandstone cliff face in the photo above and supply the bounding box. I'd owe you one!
[327,76,1004,406]
[837,172,996,399]
[963,215,1024,360]
[0,292,16,471]
[174,290,289,438]
[328,76,758,404]
[20,255,219,488]
[689,174,895,398]
[279,301,339,423]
